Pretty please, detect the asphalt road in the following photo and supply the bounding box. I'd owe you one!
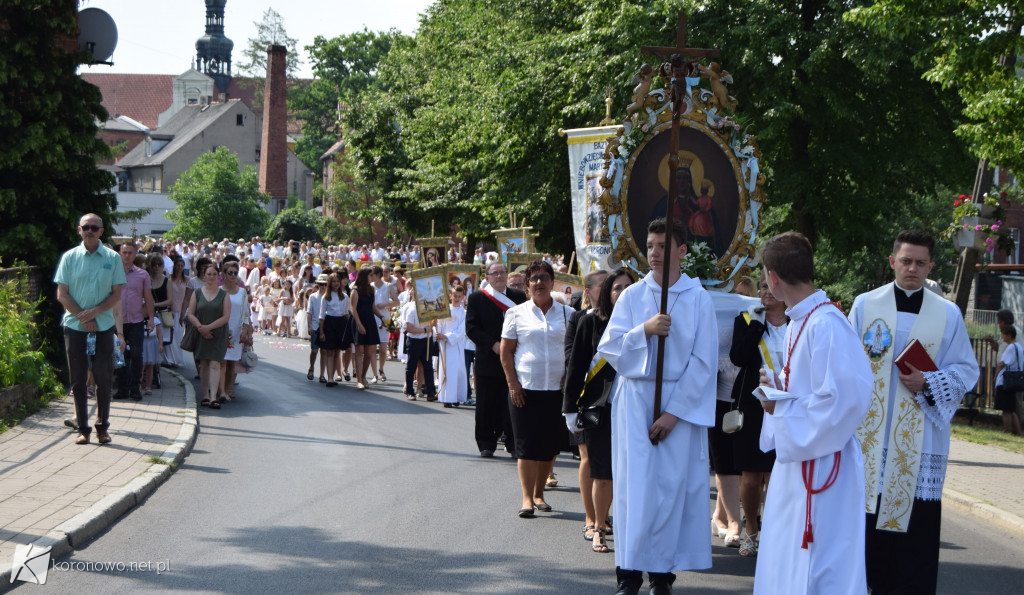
[20,335,1024,593]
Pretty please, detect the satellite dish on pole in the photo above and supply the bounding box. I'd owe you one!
[77,7,118,65]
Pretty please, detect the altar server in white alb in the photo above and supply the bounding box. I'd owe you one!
[435,285,469,407]
[849,230,979,594]
[753,231,872,595]
[597,218,718,595]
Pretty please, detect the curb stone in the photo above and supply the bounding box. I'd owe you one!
[0,369,197,589]
[943,488,1024,538]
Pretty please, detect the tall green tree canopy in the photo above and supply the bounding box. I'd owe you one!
[165,147,271,240]
[236,8,303,79]
[289,29,412,178]
[0,0,117,269]
[320,0,974,301]
[848,1,1024,172]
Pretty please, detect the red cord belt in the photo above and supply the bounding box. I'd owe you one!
[800,451,841,549]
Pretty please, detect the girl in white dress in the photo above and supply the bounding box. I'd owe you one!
[277,279,295,337]
[295,289,310,340]
[258,285,275,333]
[435,285,469,407]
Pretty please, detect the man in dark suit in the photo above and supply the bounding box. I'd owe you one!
[466,261,527,457]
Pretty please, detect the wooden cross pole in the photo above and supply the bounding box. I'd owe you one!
[642,12,719,446]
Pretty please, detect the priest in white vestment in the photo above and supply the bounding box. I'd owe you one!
[436,286,469,406]
[597,218,717,595]
[753,232,873,595]
[849,231,979,594]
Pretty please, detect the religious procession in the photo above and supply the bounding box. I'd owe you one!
[27,4,1024,594]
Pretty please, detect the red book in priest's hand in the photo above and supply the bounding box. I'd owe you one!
[893,339,938,375]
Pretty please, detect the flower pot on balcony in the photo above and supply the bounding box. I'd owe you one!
[954,217,993,251]
[979,204,998,219]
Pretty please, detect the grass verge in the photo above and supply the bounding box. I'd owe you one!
[951,422,1024,455]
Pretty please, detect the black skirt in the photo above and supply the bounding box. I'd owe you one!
[508,389,563,461]
[321,314,353,351]
[995,385,1019,412]
[583,403,612,480]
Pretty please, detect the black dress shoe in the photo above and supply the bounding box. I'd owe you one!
[479,450,494,458]
[613,568,643,595]
[648,572,675,595]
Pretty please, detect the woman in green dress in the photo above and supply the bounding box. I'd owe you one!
[186,263,230,409]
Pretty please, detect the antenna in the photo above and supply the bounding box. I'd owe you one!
[77,7,118,65]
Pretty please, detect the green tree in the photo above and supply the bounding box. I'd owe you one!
[235,8,303,110]
[343,0,972,301]
[265,206,322,242]
[289,29,413,178]
[316,214,346,244]
[0,0,117,269]
[165,147,271,240]
[848,1,1024,172]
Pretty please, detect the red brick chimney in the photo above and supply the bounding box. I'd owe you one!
[259,44,288,212]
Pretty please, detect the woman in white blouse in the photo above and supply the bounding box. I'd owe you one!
[500,260,574,518]
[318,271,353,387]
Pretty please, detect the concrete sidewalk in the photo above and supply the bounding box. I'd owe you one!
[944,434,1024,537]
[0,369,196,586]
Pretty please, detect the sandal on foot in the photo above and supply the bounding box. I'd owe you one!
[209,399,221,409]
[307,368,314,380]
[584,525,596,541]
[546,472,558,487]
[380,374,387,383]
[724,532,741,548]
[201,398,211,407]
[518,507,535,519]
[739,530,758,557]
[592,529,610,553]
[535,501,552,513]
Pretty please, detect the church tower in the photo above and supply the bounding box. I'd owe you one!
[195,0,233,94]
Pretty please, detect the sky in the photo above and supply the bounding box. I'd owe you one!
[79,0,435,79]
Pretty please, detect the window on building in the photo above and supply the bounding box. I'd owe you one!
[1011,228,1020,265]
[255,147,261,162]
[236,114,243,126]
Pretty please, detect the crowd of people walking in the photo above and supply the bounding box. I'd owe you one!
[55,217,988,594]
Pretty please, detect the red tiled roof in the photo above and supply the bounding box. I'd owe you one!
[82,73,175,130]
[83,73,305,135]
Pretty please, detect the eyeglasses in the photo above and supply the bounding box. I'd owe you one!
[80,225,101,232]
[528,275,551,284]
[224,270,239,276]
[487,270,508,277]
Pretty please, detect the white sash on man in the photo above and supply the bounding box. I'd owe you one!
[481,284,515,312]
[855,283,945,532]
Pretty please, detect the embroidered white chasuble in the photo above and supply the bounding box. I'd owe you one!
[850,284,980,529]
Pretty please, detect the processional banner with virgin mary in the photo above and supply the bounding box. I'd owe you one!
[564,50,767,293]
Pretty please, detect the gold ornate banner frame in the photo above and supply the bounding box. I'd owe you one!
[597,73,767,290]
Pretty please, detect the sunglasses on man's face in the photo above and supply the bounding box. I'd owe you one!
[80,225,101,232]
[224,270,239,276]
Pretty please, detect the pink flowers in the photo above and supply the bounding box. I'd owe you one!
[976,225,983,231]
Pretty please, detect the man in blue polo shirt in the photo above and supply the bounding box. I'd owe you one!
[55,213,126,445]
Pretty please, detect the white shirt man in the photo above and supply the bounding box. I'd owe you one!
[597,221,717,594]
[251,239,264,260]
[849,231,979,594]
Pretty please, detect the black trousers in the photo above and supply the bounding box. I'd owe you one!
[475,374,514,452]
[866,496,941,595]
[404,337,436,397]
[64,327,114,435]
[116,321,144,397]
